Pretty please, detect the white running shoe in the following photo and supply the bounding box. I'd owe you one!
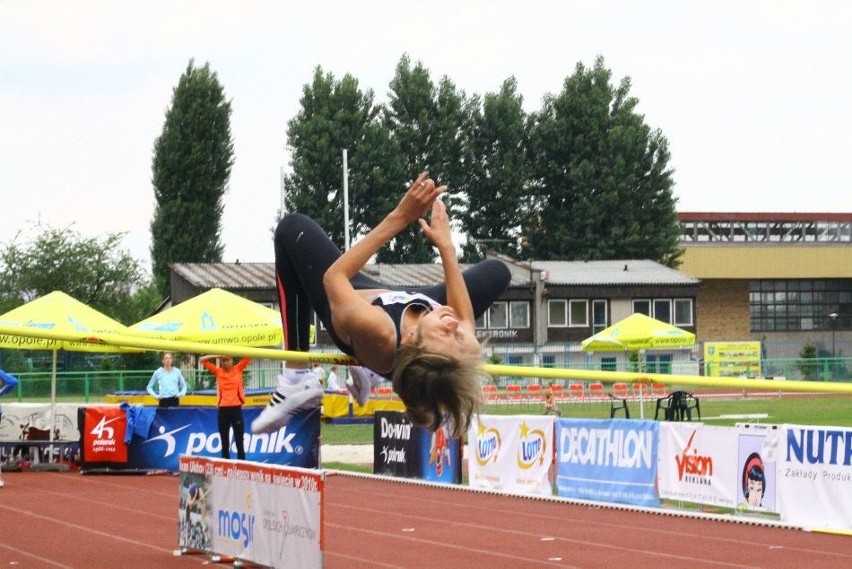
[251,374,324,434]
[346,366,384,407]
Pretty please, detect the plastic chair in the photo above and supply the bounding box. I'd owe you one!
[609,383,630,418]
[655,390,701,421]
[568,383,585,400]
[588,382,605,400]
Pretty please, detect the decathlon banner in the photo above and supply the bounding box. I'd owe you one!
[555,418,659,507]
[657,423,738,508]
[178,455,324,567]
[776,424,852,532]
[468,414,554,496]
[81,406,320,472]
[373,411,462,484]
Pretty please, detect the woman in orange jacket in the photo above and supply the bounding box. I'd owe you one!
[200,355,249,460]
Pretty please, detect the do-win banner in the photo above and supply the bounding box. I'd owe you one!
[178,455,324,568]
[556,418,659,507]
[373,411,462,484]
[467,414,554,496]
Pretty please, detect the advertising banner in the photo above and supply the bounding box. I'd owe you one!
[734,424,780,516]
[657,422,738,508]
[178,455,324,568]
[80,406,128,463]
[468,414,554,496]
[704,341,762,377]
[556,418,659,507]
[80,406,320,472]
[372,411,462,484]
[777,424,852,532]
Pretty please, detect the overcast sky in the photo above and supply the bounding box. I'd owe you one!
[2,1,850,273]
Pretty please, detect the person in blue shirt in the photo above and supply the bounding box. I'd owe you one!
[146,352,188,407]
[0,368,19,488]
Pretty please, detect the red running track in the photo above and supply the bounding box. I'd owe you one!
[0,469,849,568]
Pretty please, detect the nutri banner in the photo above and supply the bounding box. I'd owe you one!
[372,411,462,484]
[777,424,852,532]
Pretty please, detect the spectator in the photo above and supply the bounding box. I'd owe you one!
[200,355,249,460]
[146,352,187,407]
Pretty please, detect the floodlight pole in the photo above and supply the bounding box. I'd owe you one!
[829,312,838,359]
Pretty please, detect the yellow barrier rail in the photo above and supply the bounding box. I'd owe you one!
[2,325,850,394]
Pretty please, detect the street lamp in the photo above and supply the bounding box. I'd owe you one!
[829,312,838,359]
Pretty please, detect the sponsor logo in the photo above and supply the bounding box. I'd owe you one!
[379,445,406,464]
[786,428,852,466]
[261,509,317,541]
[559,426,652,469]
[380,417,411,440]
[218,508,255,549]
[675,431,713,484]
[145,425,296,458]
[517,421,547,470]
[474,419,501,466]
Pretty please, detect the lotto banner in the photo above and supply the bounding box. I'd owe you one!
[372,411,462,484]
[777,424,852,532]
[555,418,659,507]
[178,455,324,568]
[657,423,738,508]
[467,414,554,496]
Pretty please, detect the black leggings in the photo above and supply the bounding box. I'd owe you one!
[217,406,245,460]
[274,213,511,354]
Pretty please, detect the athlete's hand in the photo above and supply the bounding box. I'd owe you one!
[419,198,454,252]
[394,171,447,225]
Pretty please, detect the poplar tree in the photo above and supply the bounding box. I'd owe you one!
[150,60,234,296]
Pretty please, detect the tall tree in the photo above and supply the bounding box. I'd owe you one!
[282,67,400,249]
[382,54,475,263]
[460,77,531,261]
[0,225,153,323]
[150,60,234,297]
[527,56,681,266]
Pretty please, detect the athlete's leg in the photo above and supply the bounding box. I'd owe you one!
[414,259,511,317]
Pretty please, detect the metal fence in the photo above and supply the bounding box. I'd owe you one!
[0,355,848,403]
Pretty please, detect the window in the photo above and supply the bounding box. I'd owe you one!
[592,300,608,333]
[488,302,508,329]
[475,312,486,329]
[674,299,693,326]
[633,299,651,316]
[601,357,617,372]
[646,354,672,374]
[569,300,588,327]
[548,299,567,327]
[509,301,529,328]
[653,300,672,324]
[750,279,851,332]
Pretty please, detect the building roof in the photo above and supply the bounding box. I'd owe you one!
[171,258,696,290]
[531,260,699,286]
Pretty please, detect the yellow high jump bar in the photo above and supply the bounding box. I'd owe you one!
[1,325,850,394]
